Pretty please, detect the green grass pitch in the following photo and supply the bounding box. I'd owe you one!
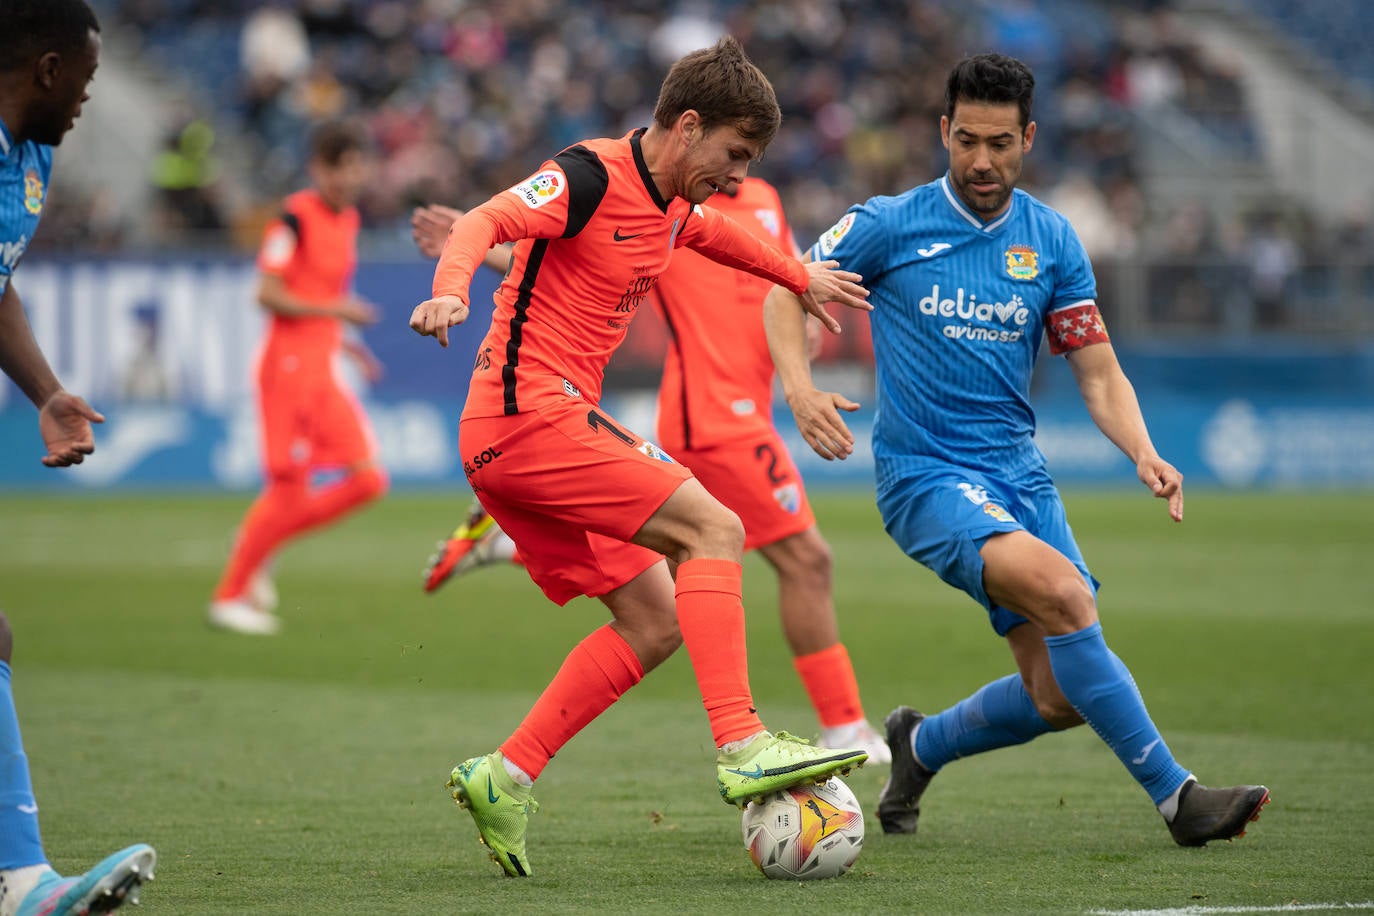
[1,489,1370,914]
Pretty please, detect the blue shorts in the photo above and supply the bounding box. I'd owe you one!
[876,461,1099,636]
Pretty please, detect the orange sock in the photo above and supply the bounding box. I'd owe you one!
[501,624,644,780]
[793,642,865,728]
[213,477,307,601]
[675,558,764,747]
[212,467,387,602]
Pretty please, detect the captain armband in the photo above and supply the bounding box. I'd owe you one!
[1045,302,1110,355]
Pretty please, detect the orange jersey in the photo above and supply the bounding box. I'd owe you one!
[431,129,811,418]
[256,189,359,364]
[654,178,798,451]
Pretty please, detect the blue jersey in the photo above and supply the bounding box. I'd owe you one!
[0,118,55,298]
[809,174,1099,479]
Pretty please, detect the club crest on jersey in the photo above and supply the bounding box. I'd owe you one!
[817,213,856,257]
[754,208,781,238]
[510,170,565,209]
[773,482,801,514]
[1004,245,1039,280]
[24,169,44,215]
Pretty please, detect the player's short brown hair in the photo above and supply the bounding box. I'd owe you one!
[308,119,369,166]
[652,35,781,146]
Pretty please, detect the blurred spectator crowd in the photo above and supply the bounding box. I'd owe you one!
[32,0,1374,337]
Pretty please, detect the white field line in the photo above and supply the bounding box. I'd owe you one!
[1089,904,1374,916]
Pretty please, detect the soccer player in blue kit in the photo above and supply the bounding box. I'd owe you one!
[0,1,156,912]
[763,52,1269,847]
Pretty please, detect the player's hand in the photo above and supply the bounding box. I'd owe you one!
[37,391,103,468]
[798,260,869,333]
[787,387,860,461]
[1137,455,1184,522]
[412,204,463,259]
[410,294,469,348]
[339,297,380,326]
[346,346,385,383]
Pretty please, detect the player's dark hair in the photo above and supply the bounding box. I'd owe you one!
[653,35,781,146]
[308,119,369,165]
[0,0,99,73]
[944,53,1035,130]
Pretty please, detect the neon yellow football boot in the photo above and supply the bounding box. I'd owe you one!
[445,752,539,877]
[716,731,867,808]
[423,502,512,593]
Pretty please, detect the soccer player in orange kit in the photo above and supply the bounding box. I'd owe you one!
[408,37,873,877]
[412,176,891,763]
[208,120,388,635]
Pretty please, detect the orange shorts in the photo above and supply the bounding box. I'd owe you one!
[257,353,376,477]
[675,429,815,551]
[459,398,693,605]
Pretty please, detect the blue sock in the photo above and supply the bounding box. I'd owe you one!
[0,661,46,869]
[914,674,1055,771]
[1043,622,1191,805]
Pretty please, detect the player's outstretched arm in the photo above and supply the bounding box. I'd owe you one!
[1067,341,1184,521]
[0,282,104,467]
[409,294,470,348]
[764,284,860,461]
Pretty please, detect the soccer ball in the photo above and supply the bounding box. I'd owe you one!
[741,776,865,880]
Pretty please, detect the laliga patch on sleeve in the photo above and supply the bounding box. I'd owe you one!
[260,223,297,268]
[508,169,566,209]
[816,212,856,257]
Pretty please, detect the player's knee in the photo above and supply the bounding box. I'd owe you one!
[794,534,833,589]
[696,504,745,558]
[0,612,12,664]
[1030,575,1097,635]
[771,532,833,591]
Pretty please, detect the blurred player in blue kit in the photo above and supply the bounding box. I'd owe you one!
[764,52,1269,847]
[0,1,156,912]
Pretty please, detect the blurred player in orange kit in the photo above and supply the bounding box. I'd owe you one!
[407,36,873,877]
[207,119,388,635]
[411,176,891,762]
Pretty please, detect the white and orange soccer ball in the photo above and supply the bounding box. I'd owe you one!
[740,776,865,880]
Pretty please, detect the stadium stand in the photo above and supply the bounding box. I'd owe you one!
[30,0,1371,337]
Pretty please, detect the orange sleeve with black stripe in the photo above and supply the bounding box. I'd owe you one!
[431,163,573,300]
[677,205,810,296]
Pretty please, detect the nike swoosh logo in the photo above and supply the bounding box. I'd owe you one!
[486,775,500,804]
[1131,738,1162,766]
[613,228,643,241]
[725,765,765,779]
[917,242,952,257]
[17,803,38,814]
